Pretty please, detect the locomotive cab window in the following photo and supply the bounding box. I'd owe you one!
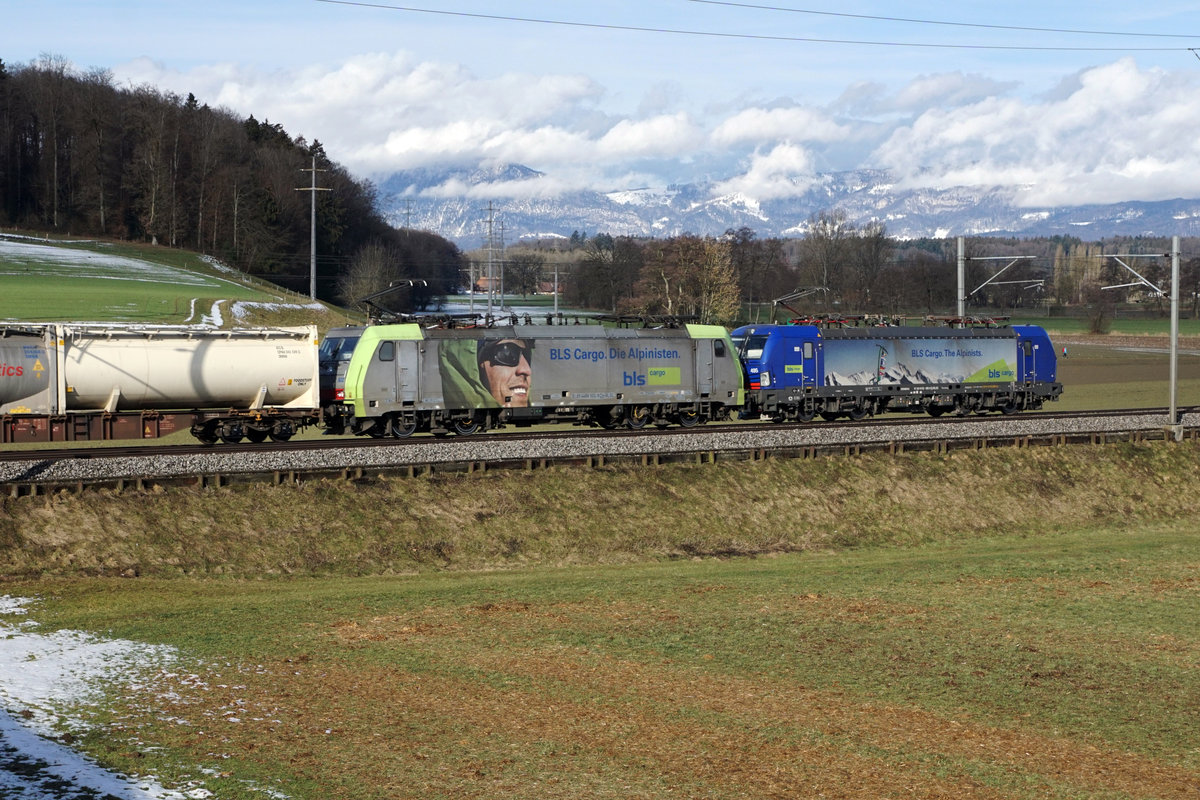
[714,340,726,357]
[1022,341,1033,357]
[804,342,814,359]
[378,341,395,362]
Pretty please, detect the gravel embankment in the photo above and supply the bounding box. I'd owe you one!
[3,412,1193,487]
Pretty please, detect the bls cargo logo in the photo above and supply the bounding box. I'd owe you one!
[624,367,681,386]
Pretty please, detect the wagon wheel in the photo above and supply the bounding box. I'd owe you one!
[626,406,651,429]
[926,406,945,418]
[270,422,295,442]
[390,416,418,438]
[219,422,245,444]
[245,427,269,444]
[677,409,701,427]
[194,426,219,446]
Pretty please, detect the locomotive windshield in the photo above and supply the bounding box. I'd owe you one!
[739,334,769,360]
[320,335,361,363]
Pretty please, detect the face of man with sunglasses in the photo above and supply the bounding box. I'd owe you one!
[479,339,531,407]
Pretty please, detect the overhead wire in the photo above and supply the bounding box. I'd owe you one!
[314,0,1199,52]
[684,0,1200,40]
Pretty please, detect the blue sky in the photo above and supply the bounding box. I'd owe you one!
[8,1,1200,207]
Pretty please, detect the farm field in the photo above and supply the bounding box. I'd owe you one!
[3,512,1197,800]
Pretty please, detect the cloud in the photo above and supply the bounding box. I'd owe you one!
[710,143,819,201]
[711,106,852,146]
[872,59,1200,206]
[113,53,1200,209]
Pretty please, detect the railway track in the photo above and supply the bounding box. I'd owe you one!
[2,408,1195,496]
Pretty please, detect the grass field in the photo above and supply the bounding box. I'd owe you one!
[4,441,1200,798]
[5,521,1197,799]
[0,233,351,327]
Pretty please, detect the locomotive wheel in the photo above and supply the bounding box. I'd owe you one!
[999,400,1019,415]
[453,414,483,435]
[390,416,418,438]
[819,411,840,422]
[926,407,945,418]
[796,407,815,423]
[847,405,869,421]
[626,406,651,429]
[678,409,701,427]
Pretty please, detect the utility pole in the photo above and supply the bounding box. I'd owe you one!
[296,156,330,300]
[486,202,495,319]
[957,237,966,319]
[1100,239,1181,441]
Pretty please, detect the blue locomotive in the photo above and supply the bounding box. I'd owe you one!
[731,322,1061,421]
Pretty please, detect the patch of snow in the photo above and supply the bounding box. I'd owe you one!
[0,595,208,798]
[200,300,225,327]
[229,301,326,322]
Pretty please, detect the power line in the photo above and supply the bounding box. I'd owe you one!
[685,0,1200,40]
[313,0,1195,52]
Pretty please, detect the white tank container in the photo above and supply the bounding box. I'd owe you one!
[59,325,319,411]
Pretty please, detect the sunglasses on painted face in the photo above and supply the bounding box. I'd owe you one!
[483,341,530,367]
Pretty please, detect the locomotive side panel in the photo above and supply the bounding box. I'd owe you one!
[821,333,1017,388]
[434,326,704,410]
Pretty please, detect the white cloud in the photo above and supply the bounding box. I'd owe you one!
[711,106,852,146]
[597,113,703,159]
[114,52,1200,209]
[872,59,1200,206]
[711,143,819,201]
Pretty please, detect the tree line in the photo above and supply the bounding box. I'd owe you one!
[0,55,465,307]
[504,222,1200,324]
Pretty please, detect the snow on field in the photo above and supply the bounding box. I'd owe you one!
[1,235,328,327]
[0,236,221,288]
[0,596,212,800]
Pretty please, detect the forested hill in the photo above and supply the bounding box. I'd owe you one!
[0,56,464,307]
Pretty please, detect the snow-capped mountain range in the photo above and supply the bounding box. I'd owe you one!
[377,164,1200,247]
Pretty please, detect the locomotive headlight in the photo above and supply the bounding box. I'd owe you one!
[761,371,770,387]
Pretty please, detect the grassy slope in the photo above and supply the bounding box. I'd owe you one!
[0,233,359,329]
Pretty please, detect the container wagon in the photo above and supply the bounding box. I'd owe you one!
[0,323,320,443]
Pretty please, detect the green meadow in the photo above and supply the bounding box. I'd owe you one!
[0,234,307,324]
